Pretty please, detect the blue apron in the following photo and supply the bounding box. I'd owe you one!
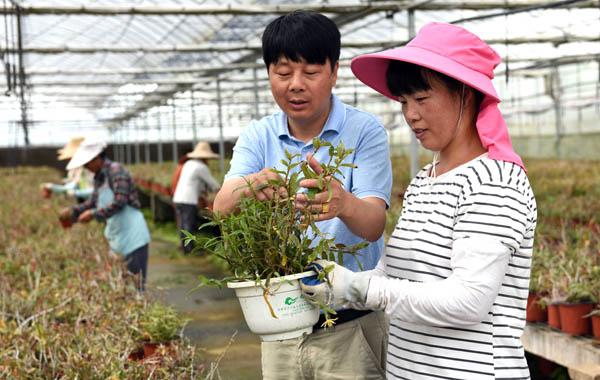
[97,178,150,256]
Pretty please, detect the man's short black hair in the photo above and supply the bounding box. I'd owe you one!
[262,10,340,71]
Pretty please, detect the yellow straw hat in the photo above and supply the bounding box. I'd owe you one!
[186,142,219,159]
[57,137,84,161]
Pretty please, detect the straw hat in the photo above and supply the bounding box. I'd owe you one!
[57,136,84,161]
[187,142,218,159]
[66,137,107,170]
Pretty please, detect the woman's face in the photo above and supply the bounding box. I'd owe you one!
[398,76,463,152]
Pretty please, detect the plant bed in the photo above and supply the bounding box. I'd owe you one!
[0,167,204,378]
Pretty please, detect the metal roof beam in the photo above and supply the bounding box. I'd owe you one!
[14,35,600,55]
[15,1,598,16]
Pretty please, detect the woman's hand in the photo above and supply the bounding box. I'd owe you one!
[77,209,94,223]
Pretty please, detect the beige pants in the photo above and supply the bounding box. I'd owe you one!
[261,311,388,380]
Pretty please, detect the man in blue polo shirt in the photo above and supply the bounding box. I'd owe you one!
[213,10,391,379]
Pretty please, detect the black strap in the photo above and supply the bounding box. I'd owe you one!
[313,309,372,329]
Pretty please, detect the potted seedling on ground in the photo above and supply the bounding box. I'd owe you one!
[137,303,189,358]
[185,138,366,341]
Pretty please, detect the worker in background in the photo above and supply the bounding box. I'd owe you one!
[59,137,151,290]
[41,136,94,202]
[172,141,220,254]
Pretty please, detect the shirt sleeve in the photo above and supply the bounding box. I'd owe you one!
[364,182,530,326]
[351,124,392,207]
[50,181,76,194]
[198,165,221,192]
[224,121,264,180]
[74,187,94,199]
[71,191,97,221]
[93,166,130,221]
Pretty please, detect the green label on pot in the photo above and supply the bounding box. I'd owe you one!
[276,298,314,317]
[284,296,298,305]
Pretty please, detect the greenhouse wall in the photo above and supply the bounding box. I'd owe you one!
[0,141,235,168]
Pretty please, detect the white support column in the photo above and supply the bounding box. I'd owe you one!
[216,75,225,174]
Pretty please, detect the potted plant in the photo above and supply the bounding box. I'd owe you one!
[137,303,188,358]
[527,247,551,323]
[186,138,367,341]
[556,241,597,336]
[584,265,600,339]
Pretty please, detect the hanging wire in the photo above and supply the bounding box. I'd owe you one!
[504,0,510,85]
[9,1,17,95]
[3,0,12,95]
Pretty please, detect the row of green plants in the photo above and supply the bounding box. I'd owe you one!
[0,167,207,379]
[128,160,227,190]
[525,160,600,337]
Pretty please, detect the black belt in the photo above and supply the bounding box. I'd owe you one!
[314,309,372,329]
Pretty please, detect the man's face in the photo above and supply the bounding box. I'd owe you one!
[84,156,103,173]
[268,57,338,131]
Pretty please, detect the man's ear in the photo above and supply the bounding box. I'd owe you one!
[331,61,339,85]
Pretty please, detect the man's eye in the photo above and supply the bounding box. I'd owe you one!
[277,72,291,76]
[416,97,428,102]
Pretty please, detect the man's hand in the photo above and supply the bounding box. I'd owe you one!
[300,260,371,309]
[295,154,351,222]
[77,209,94,224]
[241,168,287,201]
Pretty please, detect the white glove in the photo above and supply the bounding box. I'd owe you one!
[300,260,372,309]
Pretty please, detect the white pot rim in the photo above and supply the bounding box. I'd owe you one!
[227,270,316,289]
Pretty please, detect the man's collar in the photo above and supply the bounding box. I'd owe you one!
[277,94,345,141]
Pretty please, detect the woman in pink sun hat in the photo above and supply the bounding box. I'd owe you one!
[301,23,538,379]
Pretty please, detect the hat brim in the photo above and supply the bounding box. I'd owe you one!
[351,46,500,102]
[66,145,104,170]
[186,152,219,159]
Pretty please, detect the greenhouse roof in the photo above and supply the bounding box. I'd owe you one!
[1,0,599,146]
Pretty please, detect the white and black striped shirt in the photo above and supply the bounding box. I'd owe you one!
[366,155,537,380]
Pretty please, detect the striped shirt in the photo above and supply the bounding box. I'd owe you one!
[367,155,537,380]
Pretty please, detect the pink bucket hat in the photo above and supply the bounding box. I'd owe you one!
[351,22,525,170]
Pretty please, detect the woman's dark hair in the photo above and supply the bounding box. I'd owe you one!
[262,11,340,71]
[99,150,107,159]
[386,60,484,108]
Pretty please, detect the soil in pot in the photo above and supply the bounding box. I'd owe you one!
[558,303,593,336]
[526,293,547,323]
[142,342,172,358]
[547,304,561,330]
[128,348,144,361]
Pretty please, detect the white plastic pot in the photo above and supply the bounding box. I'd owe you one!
[227,271,319,341]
